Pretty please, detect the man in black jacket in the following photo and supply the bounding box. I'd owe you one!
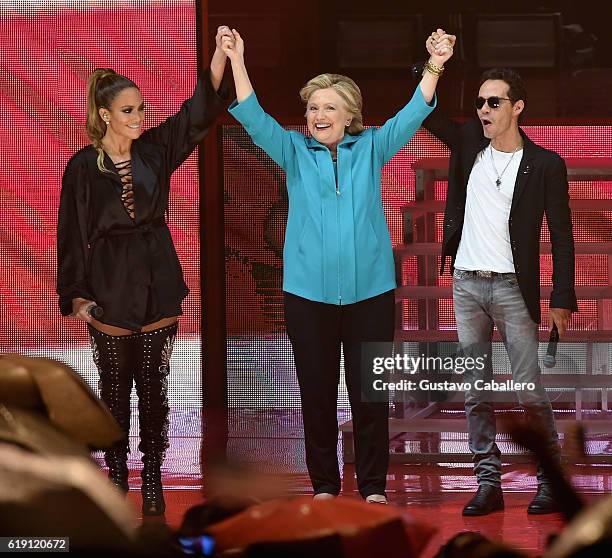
[418,39,578,516]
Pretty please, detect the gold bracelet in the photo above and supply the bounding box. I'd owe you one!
[424,60,444,76]
[429,60,445,74]
[423,59,444,76]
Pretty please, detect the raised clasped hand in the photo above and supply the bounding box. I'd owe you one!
[216,25,234,52]
[426,28,457,66]
[220,28,244,60]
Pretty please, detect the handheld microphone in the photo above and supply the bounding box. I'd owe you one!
[87,305,104,319]
[543,323,559,368]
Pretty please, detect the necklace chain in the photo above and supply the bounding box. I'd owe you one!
[489,143,521,190]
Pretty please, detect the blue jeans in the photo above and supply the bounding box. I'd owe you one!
[453,270,560,486]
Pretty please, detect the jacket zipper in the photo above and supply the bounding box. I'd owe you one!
[330,149,342,305]
[335,156,342,305]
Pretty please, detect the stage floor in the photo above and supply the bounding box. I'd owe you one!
[110,409,611,557]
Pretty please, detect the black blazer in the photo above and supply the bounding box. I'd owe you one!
[56,71,228,330]
[421,111,578,324]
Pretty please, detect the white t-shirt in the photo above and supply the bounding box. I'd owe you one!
[454,145,523,273]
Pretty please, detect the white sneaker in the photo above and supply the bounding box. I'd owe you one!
[313,492,336,501]
[365,494,388,504]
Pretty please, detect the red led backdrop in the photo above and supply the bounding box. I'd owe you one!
[0,3,610,411]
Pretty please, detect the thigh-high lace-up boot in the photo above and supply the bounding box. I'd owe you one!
[134,323,177,516]
[88,324,137,493]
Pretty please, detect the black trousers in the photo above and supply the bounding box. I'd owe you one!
[284,290,394,498]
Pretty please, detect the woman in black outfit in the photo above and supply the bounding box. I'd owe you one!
[56,27,232,516]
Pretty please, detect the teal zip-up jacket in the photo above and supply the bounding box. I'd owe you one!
[228,86,435,305]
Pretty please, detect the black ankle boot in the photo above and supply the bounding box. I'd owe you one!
[134,323,177,516]
[463,484,504,516]
[88,324,136,493]
[528,484,559,514]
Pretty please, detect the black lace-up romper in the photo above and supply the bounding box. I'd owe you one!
[115,160,135,220]
[57,71,229,330]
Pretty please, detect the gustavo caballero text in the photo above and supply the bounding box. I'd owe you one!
[372,378,535,392]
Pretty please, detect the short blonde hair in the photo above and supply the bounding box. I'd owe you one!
[299,73,364,135]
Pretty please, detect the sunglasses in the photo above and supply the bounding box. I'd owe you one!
[474,96,512,110]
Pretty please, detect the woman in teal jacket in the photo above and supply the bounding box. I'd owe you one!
[223,29,455,503]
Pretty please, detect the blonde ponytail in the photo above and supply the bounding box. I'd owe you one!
[85,68,139,172]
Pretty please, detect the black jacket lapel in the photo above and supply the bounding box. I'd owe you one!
[510,130,537,215]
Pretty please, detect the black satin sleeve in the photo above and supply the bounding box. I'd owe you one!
[56,155,94,315]
[139,69,230,173]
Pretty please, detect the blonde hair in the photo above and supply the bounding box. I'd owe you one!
[86,68,139,172]
[299,73,364,135]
